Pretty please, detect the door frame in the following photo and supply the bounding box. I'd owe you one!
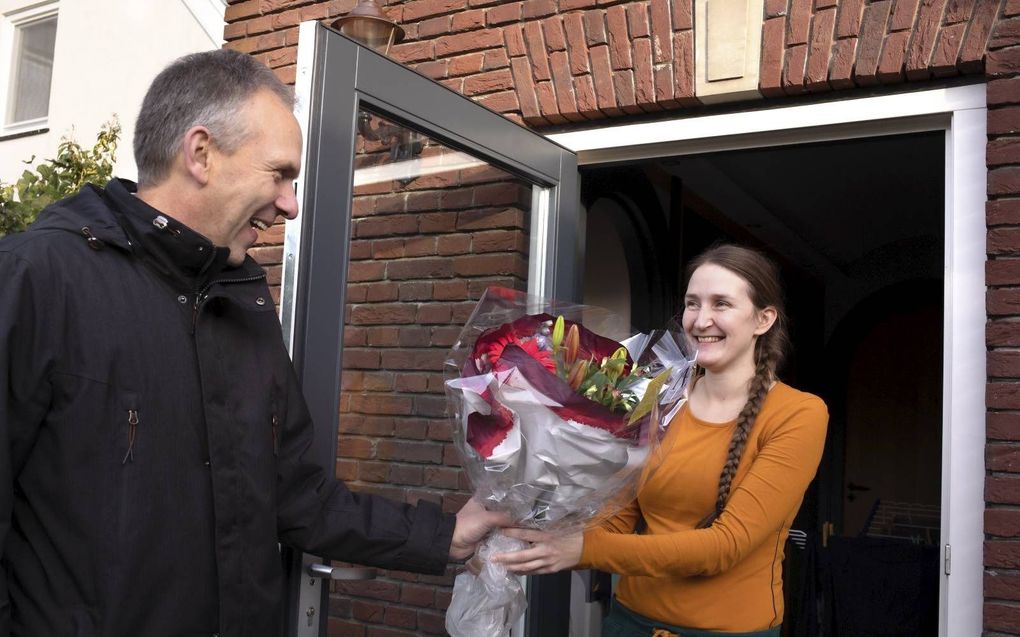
[547,83,987,637]
[282,21,579,637]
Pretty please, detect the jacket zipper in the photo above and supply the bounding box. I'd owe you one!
[122,409,139,464]
[191,273,267,330]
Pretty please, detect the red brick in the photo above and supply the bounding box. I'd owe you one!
[418,15,451,38]
[607,5,632,70]
[653,64,676,106]
[347,261,385,282]
[379,348,448,372]
[403,0,467,22]
[612,68,640,113]
[435,29,504,56]
[483,48,509,70]
[649,0,672,64]
[400,583,437,607]
[855,1,892,85]
[575,74,601,117]
[989,320,1020,347]
[463,68,514,95]
[987,474,1020,504]
[224,21,247,40]
[835,0,866,38]
[342,348,380,369]
[510,56,542,118]
[549,50,584,119]
[904,0,948,80]
[806,8,837,90]
[943,0,974,24]
[452,253,526,277]
[225,0,260,22]
[988,441,1020,470]
[418,609,448,634]
[432,279,469,300]
[783,44,809,92]
[415,59,449,79]
[990,382,1020,409]
[989,136,1020,167]
[386,257,455,280]
[504,24,526,57]
[523,21,552,80]
[487,1,521,25]
[1009,0,1020,16]
[672,0,693,30]
[761,17,786,96]
[988,46,1020,76]
[585,10,607,46]
[560,0,596,8]
[543,15,567,52]
[563,13,590,74]
[985,569,1020,599]
[986,600,1020,632]
[633,37,655,106]
[990,289,1020,316]
[991,18,1020,51]
[992,167,1020,197]
[877,30,910,83]
[627,2,650,38]
[350,304,418,325]
[990,412,1020,440]
[989,199,1020,226]
[392,40,435,63]
[457,207,525,230]
[590,45,620,113]
[960,0,1003,72]
[448,51,484,76]
[765,0,788,17]
[991,228,1020,258]
[522,0,556,19]
[451,8,484,31]
[889,0,921,31]
[673,30,696,104]
[476,89,520,113]
[831,39,856,89]
[269,7,301,30]
[787,0,812,46]
[929,22,967,76]
[338,436,375,460]
[989,259,1020,286]
[987,540,1020,568]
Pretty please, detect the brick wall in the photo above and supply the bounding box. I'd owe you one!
[229,0,1020,634]
[985,3,1020,633]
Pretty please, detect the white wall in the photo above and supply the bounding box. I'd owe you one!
[0,0,225,183]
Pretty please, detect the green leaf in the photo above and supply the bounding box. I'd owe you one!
[627,366,673,425]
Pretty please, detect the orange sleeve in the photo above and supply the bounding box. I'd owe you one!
[579,395,827,576]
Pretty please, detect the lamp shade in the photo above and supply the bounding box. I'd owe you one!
[331,0,405,52]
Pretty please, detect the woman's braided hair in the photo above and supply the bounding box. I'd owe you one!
[688,245,790,529]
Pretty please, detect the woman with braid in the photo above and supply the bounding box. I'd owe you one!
[495,244,829,636]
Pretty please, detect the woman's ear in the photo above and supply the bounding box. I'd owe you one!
[754,306,778,336]
[182,126,213,186]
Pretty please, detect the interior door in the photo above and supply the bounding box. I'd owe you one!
[279,21,579,637]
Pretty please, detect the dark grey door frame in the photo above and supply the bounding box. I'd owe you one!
[281,21,579,637]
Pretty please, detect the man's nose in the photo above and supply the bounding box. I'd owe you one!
[277,182,299,220]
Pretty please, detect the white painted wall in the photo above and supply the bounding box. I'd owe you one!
[0,0,225,183]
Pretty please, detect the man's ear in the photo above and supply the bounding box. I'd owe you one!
[754,306,778,336]
[182,126,213,186]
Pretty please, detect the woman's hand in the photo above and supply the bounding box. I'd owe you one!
[490,528,584,575]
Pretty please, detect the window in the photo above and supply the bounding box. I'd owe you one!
[0,1,58,134]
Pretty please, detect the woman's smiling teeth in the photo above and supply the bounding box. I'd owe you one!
[249,218,269,231]
[697,336,723,343]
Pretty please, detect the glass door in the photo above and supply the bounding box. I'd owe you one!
[281,21,578,637]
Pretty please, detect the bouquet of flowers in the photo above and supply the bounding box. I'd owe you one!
[443,287,696,637]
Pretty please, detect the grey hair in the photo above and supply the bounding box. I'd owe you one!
[133,48,295,187]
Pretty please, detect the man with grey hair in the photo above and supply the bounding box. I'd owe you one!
[0,48,504,636]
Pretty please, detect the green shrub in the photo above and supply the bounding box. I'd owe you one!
[0,119,121,238]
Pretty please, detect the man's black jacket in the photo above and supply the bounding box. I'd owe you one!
[0,180,455,636]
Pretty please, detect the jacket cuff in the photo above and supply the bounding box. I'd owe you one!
[403,499,457,575]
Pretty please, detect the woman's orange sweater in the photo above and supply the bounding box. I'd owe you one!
[579,382,828,632]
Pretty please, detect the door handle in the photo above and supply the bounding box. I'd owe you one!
[306,563,376,580]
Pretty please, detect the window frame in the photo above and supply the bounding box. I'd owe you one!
[0,0,58,135]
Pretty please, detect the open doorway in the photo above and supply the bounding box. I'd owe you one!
[579,131,944,636]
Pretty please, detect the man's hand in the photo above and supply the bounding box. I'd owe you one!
[489,528,583,575]
[449,498,511,562]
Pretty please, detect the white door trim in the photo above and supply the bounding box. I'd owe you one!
[547,83,987,637]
